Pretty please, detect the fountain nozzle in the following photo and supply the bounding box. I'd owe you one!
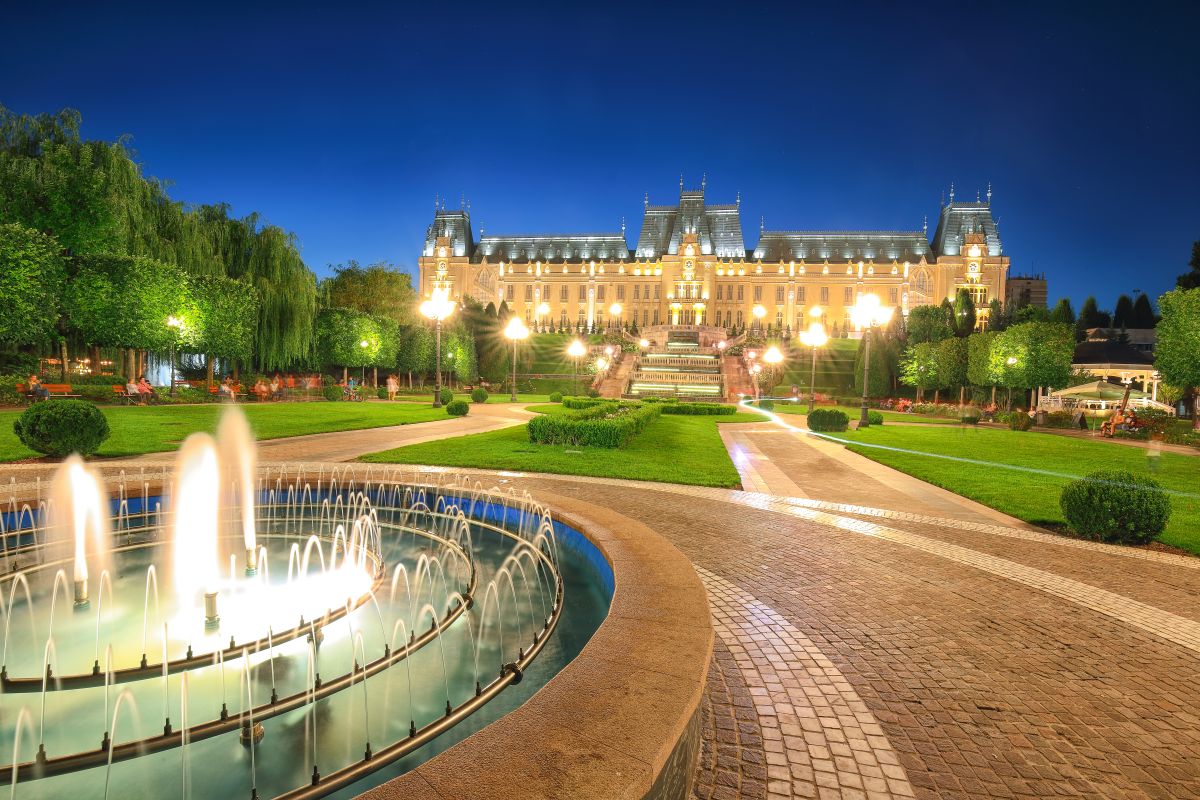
[73,578,89,609]
[245,547,257,576]
[204,590,220,628]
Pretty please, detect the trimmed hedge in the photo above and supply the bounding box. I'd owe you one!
[528,404,660,448]
[470,388,489,403]
[548,392,563,403]
[1007,412,1033,431]
[322,385,343,402]
[807,408,849,432]
[439,388,453,406]
[446,400,470,417]
[562,396,607,410]
[1060,470,1170,544]
[14,400,110,457]
[756,399,775,411]
[867,410,884,426]
[660,403,737,416]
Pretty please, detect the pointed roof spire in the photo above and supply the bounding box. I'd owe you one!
[620,216,626,235]
[759,215,765,234]
[976,189,981,203]
[986,182,993,205]
[949,182,955,203]
[940,190,945,207]
[434,192,440,212]
[644,192,649,208]
[701,172,707,191]
[460,192,465,209]
[679,173,684,191]
[736,190,741,207]
[923,215,928,236]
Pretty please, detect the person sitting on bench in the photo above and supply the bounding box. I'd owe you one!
[137,375,155,403]
[125,377,142,404]
[28,375,50,401]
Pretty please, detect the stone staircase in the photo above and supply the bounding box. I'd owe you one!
[594,352,635,398]
[625,330,725,400]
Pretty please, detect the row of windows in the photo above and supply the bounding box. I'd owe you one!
[506,282,901,306]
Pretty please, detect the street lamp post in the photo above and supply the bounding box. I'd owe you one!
[567,338,586,396]
[751,304,766,334]
[761,345,783,402]
[419,288,456,408]
[504,317,530,402]
[799,322,828,413]
[609,303,622,332]
[536,302,550,332]
[850,295,894,427]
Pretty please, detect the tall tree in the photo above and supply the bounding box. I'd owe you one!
[1112,294,1134,328]
[0,223,65,345]
[1155,288,1200,429]
[899,342,939,402]
[186,274,258,384]
[1076,296,1102,341]
[935,336,969,404]
[967,331,998,404]
[951,289,976,337]
[1130,293,1157,328]
[321,261,417,326]
[852,328,891,398]
[905,304,953,344]
[1178,241,1200,289]
[988,321,1075,407]
[1048,298,1075,326]
[986,298,1007,331]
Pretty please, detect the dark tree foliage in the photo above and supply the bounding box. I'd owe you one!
[321,261,417,326]
[1048,298,1075,326]
[1112,294,1134,328]
[951,289,976,337]
[1177,241,1200,289]
[1130,293,1157,328]
[0,222,65,345]
[905,304,953,344]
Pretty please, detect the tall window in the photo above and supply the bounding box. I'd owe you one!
[560,285,568,301]
[617,284,625,300]
[820,286,829,303]
[642,309,649,326]
[843,287,853,305]
[597,286,606,301]
[737,285,744,301]
[653,308,660,325]
[633,285,640,300]
[754,285,762,302]
[716,285,724,301]
[736,310,744,326]
[506,284,514,301]
[889,288,898,305]
[797,286,806,302]
[776,310,783,327]
[775,286,784,303]
[654,284,661,300]
[578,285,587,301]
[524,285,533,301]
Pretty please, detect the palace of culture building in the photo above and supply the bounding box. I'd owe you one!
[418,180,1009,335]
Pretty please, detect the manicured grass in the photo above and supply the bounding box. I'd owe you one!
[527,333,604,374]
[822,424,1200,553]
[0,402,448,462]
[771,405,959,425]
[778,338,859,394]
[361,404,761,487]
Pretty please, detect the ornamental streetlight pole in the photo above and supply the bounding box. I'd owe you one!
[751,304,766,334]
[567,338,586,396]
[609,302,623,332]
[851,294,894,428]
[419,287,456,408]
[799,322,828,414]
[761,345,784,401]
[504,317,530,402]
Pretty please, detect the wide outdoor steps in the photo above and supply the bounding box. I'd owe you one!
[594,351,635,399]
[626,346,724,400]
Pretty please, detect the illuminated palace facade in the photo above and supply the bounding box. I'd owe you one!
[418,182,1009,333]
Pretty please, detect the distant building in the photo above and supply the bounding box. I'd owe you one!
[1085,327,1157,355]
[418,181,1010,333]
[1005,272,1047,309]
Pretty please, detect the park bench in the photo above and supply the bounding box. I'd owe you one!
[209,384,245,401]
[17,383,80,404]
[111,385,143,405]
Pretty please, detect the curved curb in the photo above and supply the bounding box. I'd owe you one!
[358,490,714,800]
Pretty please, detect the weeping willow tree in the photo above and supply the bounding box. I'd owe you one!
[0,104,317,371]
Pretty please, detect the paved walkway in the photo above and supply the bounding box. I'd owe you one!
[5,407,1200,799]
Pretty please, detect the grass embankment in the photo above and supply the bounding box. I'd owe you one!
[0,402,447,462]
[777,338,858,395]
[824,423,1200,553]
[362,404,760,487]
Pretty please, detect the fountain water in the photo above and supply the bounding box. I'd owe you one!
[0,407,609,799]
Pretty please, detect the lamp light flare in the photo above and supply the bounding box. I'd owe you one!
[503,316,530,340]
[763,346,784,365]
[567,339,586,358]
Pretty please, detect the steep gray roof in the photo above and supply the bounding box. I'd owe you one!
[753,231,930,263]
[634,187,746,258]
[474,233,630,263]
[931,201,1002,257]
[423,210,474,258]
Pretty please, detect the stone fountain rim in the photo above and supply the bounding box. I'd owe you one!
[355,488,714,800]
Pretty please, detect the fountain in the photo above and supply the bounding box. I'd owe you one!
[0,408,612,799]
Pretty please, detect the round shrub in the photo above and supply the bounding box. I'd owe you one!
[1059,470,1170,545]
[548,391,563,403]
[585,388,601,398]
[807,408,849,432]
[14,400,110,457]
[756,399,775,411]
[960,410,981,425]
[439,388,453,406]
[867,410,884,426]
[377,387,388,400]
[322,385,343,402]
[445,400,470,417]
[470,387,489,403]
[1008,412,1033,431]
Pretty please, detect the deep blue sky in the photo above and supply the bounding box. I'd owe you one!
[4,1,1198,308]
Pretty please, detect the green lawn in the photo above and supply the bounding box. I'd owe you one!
[527,333,604,374]
[822,424,1200,552]
[771,405,959,425]
[778,338,859,395]
[361,404,761,487]
[0,402,448,462]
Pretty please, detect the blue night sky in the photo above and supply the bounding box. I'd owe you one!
[4,1,1198,309]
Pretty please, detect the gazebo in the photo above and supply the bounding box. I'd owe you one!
[1041,380,1175,416]
[1070,339,1162,402]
